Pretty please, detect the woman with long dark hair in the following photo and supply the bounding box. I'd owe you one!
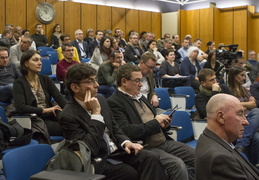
[146,40,165,64]
[228,66,259,166]
[50,24,62,49]
[13,50,67,143]
[203,49,221,78]
[89,36,112,70]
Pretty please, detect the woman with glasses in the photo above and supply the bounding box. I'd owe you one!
[159,49,190,88]
[50,24,62,49]
[228,66,259,166]
[89,36,113,70]
[13,50,67,143]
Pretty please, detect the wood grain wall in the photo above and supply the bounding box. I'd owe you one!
[178,5,258,57]
[0,0,161,43]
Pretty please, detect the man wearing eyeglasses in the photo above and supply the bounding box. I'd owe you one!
[57,34,80,62]
[71,29,90,60]
[138,52,159,107]
[56,44,79,81]
[59,63,167,180]
[124,32,143,64]
[108,63,195,180]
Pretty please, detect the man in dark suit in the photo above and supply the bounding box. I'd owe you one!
[124,32,143,64]
[71,29,90,60]
[107,63,195,180]
[89,30,103,56]
[195,94,259,179]
[59,63,167,180]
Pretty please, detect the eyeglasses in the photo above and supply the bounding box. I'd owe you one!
[144,63,156,70]
[64,49,74,52]
[0,57,8,60]
[64,39,70,41]
[79,78,98,85]
[129,78,144,84]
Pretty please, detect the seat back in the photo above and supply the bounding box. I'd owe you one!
[39,58,52,75]
[171,110,194,142]
[174,86,195,109]
[0,106,8,123]
[37,47,54,57]
[3,144,54,180]
[154,88,171,110]
[47,51,58,65]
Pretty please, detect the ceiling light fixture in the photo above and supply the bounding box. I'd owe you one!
[156,0,209,6]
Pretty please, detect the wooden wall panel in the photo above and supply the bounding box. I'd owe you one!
[46,0,64,43]
[97,5,111,31]
[151,12,162,40]
[199,8,214,52]
[6,0,26,30]
[183,9,200,41]
[179,9,187,40]
[81,4,97,34]
[0,0,5,33]
[112,7,125,38]
[139,11,151,34]
[63,1,81,40]
[233,7,247,53]
[125,9,139,41]
[219,9,234,46]
[213,7,221,48]
[27,0,41,35]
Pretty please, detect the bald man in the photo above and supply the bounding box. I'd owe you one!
[195,94,259,180]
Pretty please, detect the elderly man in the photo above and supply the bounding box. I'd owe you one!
[71,29,90,60]
[9,34,35,68]
[248,50,258,67]
[0,46,21,103]
[195,94,259,179]
[124,32,143,64]
[108,63,195,180]
[56,44,79,81]
[59,63,167,180]
[31,24,48,47]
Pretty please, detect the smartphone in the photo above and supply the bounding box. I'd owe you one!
[168,105,180,117]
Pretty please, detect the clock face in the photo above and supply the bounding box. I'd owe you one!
[36,2,55,24]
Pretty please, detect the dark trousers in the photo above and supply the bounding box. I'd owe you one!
[102,149,167,180]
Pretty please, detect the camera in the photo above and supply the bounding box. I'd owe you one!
[216,44,242,66]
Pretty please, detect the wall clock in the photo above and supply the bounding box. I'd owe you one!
[36,2,56,24]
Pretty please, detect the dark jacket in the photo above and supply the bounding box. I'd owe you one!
[180,57,201,80]
[71,40,90,59]
[196,128,259,180]
[124,45,143,64]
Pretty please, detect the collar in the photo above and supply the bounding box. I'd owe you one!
[74,97,91,114]
[118,87,143,101]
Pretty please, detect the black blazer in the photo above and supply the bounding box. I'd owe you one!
[89,39,98,57]
[107,91,166,142]
[59,95,130,172]
[71,40,90,59]
[196,128,259,180]
[124,45,143,64]
[13,75,67,116]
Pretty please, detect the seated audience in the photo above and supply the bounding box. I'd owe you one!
[9,34,36,68]
[50,24,62,49]
[203,49,221,79]
[159,49,190,88]
[138,52,159,107]
[124,32,144,64]
[89,36,112,70]
[57,34,80,63]
[177,38,189,62]
[104,29,112,37]
[112,35,125,53]
[228,66,259,166]
[83,28,95,45]
[193,38,208,64]
[0,46,21,103]
[56,44,79,81]
[13,50,67,143]
[146,40,165,64]
[172,34,181,50]
[195,93,259,179]
[247,50,258,66]
[31,24,48,47]
[107,63,195,180]
[97,50,124,98]
[195,68,232,119]
[59,63,167,179]
[180,46,201,93]
[89,30,103,56]
[71,29,90,60]
[205,41,215,54]
[0,29,16,49]
[21,29,36,49]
